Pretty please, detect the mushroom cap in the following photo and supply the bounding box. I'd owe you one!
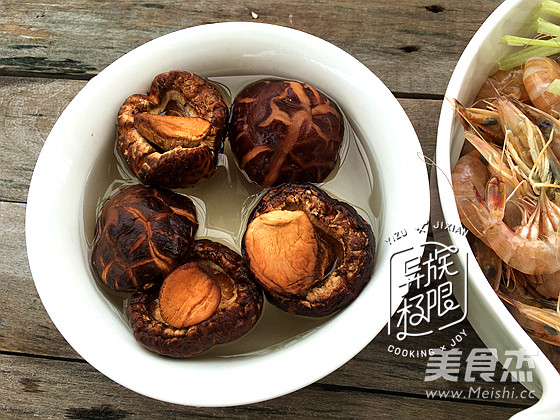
[229,79,344,187]
[91,184,198,292]
[129,239,263,358]
[117,71,228,188]
[243,183,375,316]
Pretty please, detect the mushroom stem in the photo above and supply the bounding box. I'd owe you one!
[244,209,331,295]
[134,113,211,150]
[159,262,221,328]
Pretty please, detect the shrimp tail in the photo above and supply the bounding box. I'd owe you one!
[486,174,507,220]
[469,174,509,237]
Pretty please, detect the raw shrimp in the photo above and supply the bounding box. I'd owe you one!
[468,174,560,275]
[496,267,560,354]
[453,99,560,275]
[514,270,560,300]
[494,93,554,190]
[454,96,548,195]
[463,130,526,196]
[523,56,560,117]
[454,100,504,146]
[505,98,560,182]
[452,139,524,234]
[452,150,492,240]
[454,40,560,364]
[475,67,529,105]
[497,266,560,347]
[499,292,560,346]
[458,117,560,292]
[498,272,560,370]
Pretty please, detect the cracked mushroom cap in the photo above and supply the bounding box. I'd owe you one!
[243,183,375,317]
[117,70,228,188]
[229,79,344,187]
[129,239,263,358]
[91,184,198,292]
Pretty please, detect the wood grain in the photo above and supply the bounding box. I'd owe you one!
[0,198,535,408]
[1,1,547,417]
[0,73,535,411]
[0,353,527,420]
[0,0,502,94]
[0,76,440,204]
[0,77,85,203]
[0,201,80,359]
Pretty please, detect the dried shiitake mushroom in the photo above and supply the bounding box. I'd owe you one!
[117,70,228,188]
[229,79,344,186]
[129,239,263,358]
[91,184,198,292]
[243,183,375,316]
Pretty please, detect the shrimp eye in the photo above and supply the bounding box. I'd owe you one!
[539,120,554,132]
[544,325,558,336]
[482,117,499,126]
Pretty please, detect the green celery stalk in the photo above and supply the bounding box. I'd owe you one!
[500,34,560,47]
[498,45,560,70]
[540,0,560,17]
[535,16,560,36]
[496,1,560,70]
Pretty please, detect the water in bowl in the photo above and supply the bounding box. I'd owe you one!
[82,74,380,358]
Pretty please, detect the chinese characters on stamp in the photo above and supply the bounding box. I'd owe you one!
[388,238,467,341]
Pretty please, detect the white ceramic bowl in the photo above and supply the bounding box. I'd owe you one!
[26,22,429,406]
[436,1,560,418]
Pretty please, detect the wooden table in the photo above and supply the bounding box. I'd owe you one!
[0,0,547,418]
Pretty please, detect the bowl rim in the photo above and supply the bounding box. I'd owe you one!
[25,21,430,407]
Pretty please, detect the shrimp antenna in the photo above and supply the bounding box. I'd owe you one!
[448,96,491,141]
[417,152,454,192]
[529,132,555,193]
[506,179,527,205]
[489,80,504,104]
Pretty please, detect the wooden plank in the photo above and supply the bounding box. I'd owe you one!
[0,353,527,419]
[0,77,85,203]
[0,201,81,359]
[399,97,439,164]
[0,76,441,204]
[0,0,502,94]
[2,0,542,418]
[1,200,536,407]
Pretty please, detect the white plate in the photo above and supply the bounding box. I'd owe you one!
[26,22,429,406]
[436,1,560,418]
